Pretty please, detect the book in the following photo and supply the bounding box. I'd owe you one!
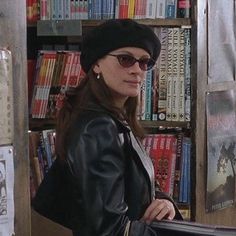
[184,28,191,121]
[127,0,135,18]
[177,0,191,18]
[178,28,186,121]
[173,132,184,201]
[27,0,39,22]
[29,131,43,187]
[171,27,180,121]
[206,90,236,212]
[151,219,236,236]
[179,136,190,203]
[165,0,177,18]
[145,0,157,19]
[166,28,174,121]
[157,27,168,121]
[156,0,166,19]
[162,134,177,196]
[151,67,159,121]
[147,134,177,196]
[144,69,153,120]
[64,0,71,19]
[118,0,129,18]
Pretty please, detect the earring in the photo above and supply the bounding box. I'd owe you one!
[96,73,100,79]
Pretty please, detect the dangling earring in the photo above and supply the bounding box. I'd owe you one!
[96,73,100,79]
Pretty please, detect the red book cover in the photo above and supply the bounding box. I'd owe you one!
[119,0,129,18]
[149,134,163,189]
[156,134,177,196]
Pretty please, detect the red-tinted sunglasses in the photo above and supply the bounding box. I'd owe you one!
[108,54,156,71]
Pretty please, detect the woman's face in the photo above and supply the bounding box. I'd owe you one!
[93,47,150,108]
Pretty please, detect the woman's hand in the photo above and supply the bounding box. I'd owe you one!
[141,199,176,224]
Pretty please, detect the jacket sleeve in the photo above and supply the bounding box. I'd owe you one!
[67,116,158,236]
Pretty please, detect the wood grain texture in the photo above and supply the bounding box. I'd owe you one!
[0,1,30,235]
[194,0,236,227]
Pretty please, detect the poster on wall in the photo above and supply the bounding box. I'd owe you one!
[206,90,236,212]
[208,0,236,83]
[0,145,14,236]
[0,49,13,145]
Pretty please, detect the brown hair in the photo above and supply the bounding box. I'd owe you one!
[56,69,145,161]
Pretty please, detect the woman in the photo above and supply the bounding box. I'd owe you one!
[33,19,182,236]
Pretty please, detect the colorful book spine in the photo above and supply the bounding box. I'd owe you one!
[139,78,146,120]
[40,0,48,20]
[173,132,183,201]
[151,67,159,121]
[146,0,157,19]
[64,0,71,19]
[156,0,166,19]
[144,69,153,120]
[171,27,180,121]
[178,28,186,121]
[128,0,135,18]
[166,28,174,121]
[179,136,191,202]
[177,0,191,18]
[58,0,64,19]
[165,0,177,18]
[83,0,89,19]
[51,0,58,20]
[157,27,168,121]
[71,0,77,19]
[184,28,191,121]
[162,134,177,196]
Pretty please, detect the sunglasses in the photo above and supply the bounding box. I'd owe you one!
[107,54,156,71]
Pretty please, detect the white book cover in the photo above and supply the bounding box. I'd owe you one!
[146,0,157,19]
[178,28,186,121]
[171,27,180,121]
[156,0,166,18]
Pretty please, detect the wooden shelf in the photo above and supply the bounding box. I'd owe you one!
[32,18,192,36]
[29,118,56,130]
[81,18,191,27]
[29,118,190,130]
[140,120,191,129]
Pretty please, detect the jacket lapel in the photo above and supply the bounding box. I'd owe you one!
[129,131,155,200]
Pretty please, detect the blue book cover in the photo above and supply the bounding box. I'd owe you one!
[165,0,177,18]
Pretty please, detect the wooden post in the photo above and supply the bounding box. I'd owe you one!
[0,1,30,235]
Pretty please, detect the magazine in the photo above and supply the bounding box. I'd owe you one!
[206,90,236,212]
[151,219,236,236]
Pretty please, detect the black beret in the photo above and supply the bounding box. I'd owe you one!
[80,19,161,73]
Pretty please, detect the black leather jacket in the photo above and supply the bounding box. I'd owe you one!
[33,104,182,236]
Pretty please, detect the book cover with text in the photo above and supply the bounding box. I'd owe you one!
[206,90,236,212]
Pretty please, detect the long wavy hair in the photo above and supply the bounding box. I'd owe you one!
[56,69,145,161]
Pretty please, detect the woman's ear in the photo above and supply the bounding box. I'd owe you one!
[93,63,101,74]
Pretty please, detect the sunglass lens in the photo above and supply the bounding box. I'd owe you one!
[115,54,155,71]
[140,58,155,71]
[117,55,135,67]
